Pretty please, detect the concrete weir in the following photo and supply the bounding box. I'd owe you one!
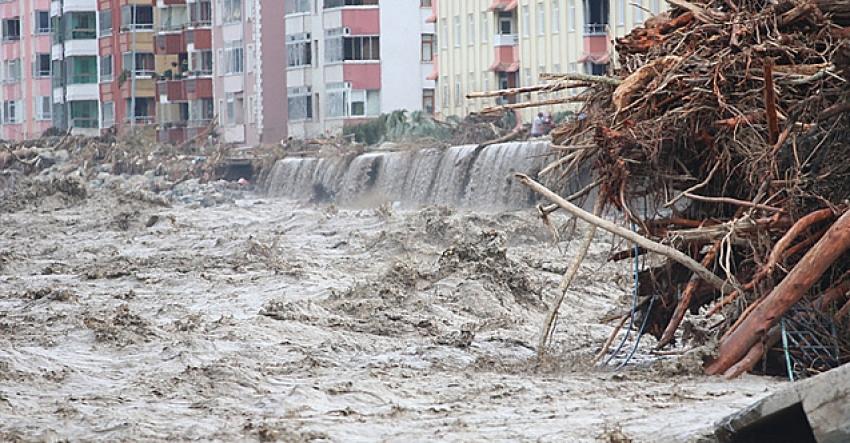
[263,142,576,209]
[712,363,850,443]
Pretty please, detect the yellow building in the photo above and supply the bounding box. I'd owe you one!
[434,0,657,121]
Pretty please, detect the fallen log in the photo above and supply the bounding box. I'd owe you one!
[480,97,588,114]
[706,209,850,377]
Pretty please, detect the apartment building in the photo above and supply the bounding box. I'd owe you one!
[154,0,216,144]
[97,0,159,135]
[212,0,287,146]
[0,0,54,140]
[50,0,100,136]
[284,0,436,139]
[435,0,658,120]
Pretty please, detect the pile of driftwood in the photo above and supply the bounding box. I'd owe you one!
[481,0,850,377]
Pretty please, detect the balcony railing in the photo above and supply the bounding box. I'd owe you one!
[69,74,98,84]
[70,29,97,40]
[70,117,98,128]
[584,23,607,36]
[493,33,518,46]
[127,116,156,125]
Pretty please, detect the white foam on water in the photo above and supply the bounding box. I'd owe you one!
[264,141,555,209]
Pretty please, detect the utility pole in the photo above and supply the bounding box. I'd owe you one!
[130,4,137,129]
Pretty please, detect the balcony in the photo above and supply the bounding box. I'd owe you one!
[156,77,213,103]
[493,33,518,47]
[584,23,607,36]
[157,123,208,145]
[157,79,187,102]
[489,0,518,11]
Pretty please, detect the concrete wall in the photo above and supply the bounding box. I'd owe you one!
[379,0,434,115]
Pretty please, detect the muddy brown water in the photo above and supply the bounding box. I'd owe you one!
[0,183,780,442]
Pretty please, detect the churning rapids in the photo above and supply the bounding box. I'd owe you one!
[0,142,779,441]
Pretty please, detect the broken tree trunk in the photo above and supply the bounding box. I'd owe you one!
[537,197,604,359]
[706,209,850,377]
[656,241,721,348]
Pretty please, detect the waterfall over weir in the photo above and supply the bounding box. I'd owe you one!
[264,141,559,210]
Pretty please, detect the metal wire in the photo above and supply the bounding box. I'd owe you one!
[603,222,641,367]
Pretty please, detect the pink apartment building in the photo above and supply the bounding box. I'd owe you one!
[0,0,54,140]
[211,0,287,146]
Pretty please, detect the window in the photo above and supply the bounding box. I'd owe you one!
[349,90,379,116]
[34,54,51,78]
[36,97,52,121]
[325,30,379,62]
[326,83,347,118]
[122,53,155,77]
[121,5,154,30]
[569,0,577,31]
[288,86,313,120]
[524,68,531,88]
[190,50,213,75]
[652,0,661,14]
[552,1,560,33]
[468,72,475,95]
[35,11,51,34]
[102,101,115,127]
[587,62,607,75]
[99,10,112,36]
[324,0,379,8]
[126,97,155,123]
[421,34,435,62]
[481,12,489,42]
[3,59,21,83]
[189,99,214,122]
[453,16,460,47]
[467,14,474,44]
[440,21,447,49]
[70,101,99,128]
[521,6,529,37]
[498,12,513,34]
[422,89,435,114]
[617,0,626,26]
[68,12,96,39]
[286,0,311,15]
[421,0,432,6]
[342,36,380,61]
[190,1,212,26]
[287,33,312,67]
[454,76,461,106]
[441,82,449,108]
[537,2,545,35]
[68,56,98,84]
[223,0,242,23]
[634,2,644,23]
[100,55,112,82]
[2,18,20,41]
[224,42,244,74]
[160,5,187,31]
[225,93,244,124]
[3,100,20,124]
